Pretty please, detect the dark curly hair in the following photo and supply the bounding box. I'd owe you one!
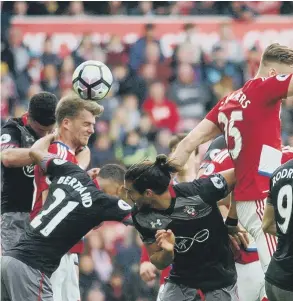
[29,92,58,126]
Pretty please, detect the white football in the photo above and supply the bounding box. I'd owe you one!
[72,60,113,101]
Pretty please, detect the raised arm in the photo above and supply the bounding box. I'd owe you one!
[170,119,221,168]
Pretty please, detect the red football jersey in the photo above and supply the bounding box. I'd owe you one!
[281,145,293,164]
[206,74,292,201]
[31,141,83,254]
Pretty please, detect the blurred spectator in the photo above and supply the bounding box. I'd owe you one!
[59,55,75,91]
[1,62,18,122]
[155,129,173,154]
[107,1,127,15]
[139,63,157,86]
[87,288,106,301]
[112,64,147,106]
[168,63,213,129]
[41,64,60,97]
[73,35,106,66]
[79,255,101,301]
[245,45,261,80]
[88,231,113,283]
[91,134,116,168]
[205,45,243,89]
[169,1,195,15]
[104,270,128,301]
[110,107,130,142]
[121,94,141,130]
[246,2,281,15]
[140,42,172,84]
[7,27,30,75]
[129,24,163,71]
[27,55,43,84]
[105,35,128,67]
[226,1,257,20]
[213,23,245,64]
[138,113,158,142]
[41,37,60,66]
[115,130,157,167]
[143,81,180,133]
[68,1,86,16]
[130,1,155,16]
[191,1,219,15]
[98,88,120,122]
[13,1,28,16]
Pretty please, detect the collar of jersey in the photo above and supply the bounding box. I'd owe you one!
[52,141,75,155]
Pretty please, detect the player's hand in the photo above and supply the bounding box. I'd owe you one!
[155,229,175,252]
[228,227,249,250]
[139,261,158,282]
[87,168,100,179]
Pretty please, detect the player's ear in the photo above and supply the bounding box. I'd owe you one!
[145,189,153,197]
[268,68,277,77]
[62,118,71,130]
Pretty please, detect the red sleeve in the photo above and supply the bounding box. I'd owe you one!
[140,244,150,263]
[281,146,293,164]
[255,74,292,105]
[214,156,234,173]
[205,97,227,127]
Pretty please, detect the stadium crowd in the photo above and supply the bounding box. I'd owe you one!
[1,2,293,301]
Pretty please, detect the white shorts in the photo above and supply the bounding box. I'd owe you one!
[50,253,80,301]
[236,261,264,301]
[236,199,277,273]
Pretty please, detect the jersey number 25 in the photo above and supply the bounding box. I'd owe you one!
[218,111,243,160]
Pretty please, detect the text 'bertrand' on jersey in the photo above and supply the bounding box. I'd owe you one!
[57,176,92,207]
[272,168,293,187]
[221,90,251,109]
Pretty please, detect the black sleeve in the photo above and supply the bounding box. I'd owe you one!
[44,157,82,178]
[174,173,228,205]
[0,127,21,151]
[94,192,133,225]
[132,213,156,244]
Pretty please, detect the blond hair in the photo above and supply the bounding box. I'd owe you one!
[261,43,293,66]
[56,93,104,125]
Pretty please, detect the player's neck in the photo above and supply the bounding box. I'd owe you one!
[55,132,78,153]
[254,67,268,79]
[151,191,172,210]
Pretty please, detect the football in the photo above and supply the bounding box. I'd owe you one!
[72,60,113,101]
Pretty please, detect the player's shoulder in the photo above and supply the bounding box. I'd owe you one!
[271,159,293,179]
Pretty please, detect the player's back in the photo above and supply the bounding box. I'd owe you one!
[265,159,293,291]
[207,75,292,201]
[31,141,78,219]
[6,158,131,276]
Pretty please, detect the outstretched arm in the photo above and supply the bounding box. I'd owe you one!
[170,119,220,168]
